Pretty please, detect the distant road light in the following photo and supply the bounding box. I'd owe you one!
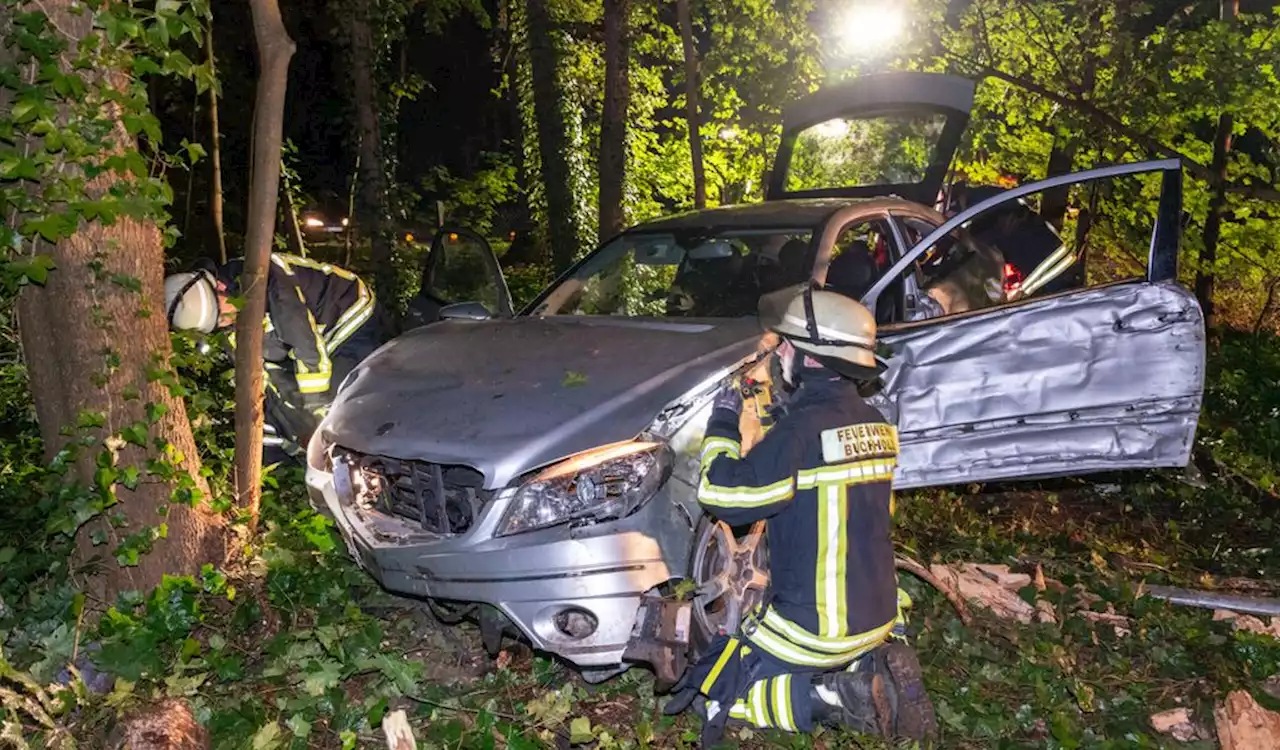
[719,127,739,140]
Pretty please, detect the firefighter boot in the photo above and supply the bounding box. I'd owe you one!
[878,641,938,745]
[808,670,895,738]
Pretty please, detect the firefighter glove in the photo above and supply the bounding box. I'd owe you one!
[712,381,743,416]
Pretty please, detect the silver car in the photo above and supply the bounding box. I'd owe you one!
[303,73,1205,683]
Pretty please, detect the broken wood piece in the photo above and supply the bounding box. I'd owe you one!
[928,563,1040,624]
[973,563,1032,588]
[1150,707,1202,742]
[1212,609,1280,638]
[382,709,416,750]
[1078,610,1133,638]
[1215,689,1280,750]
[1144,585,1280,617]
[894,556,973,626]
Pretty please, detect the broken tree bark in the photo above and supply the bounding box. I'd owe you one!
[236,0,295,533]
[895,556,974,626]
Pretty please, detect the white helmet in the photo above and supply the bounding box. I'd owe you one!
[163,270,219,333]
[770,285,882,377]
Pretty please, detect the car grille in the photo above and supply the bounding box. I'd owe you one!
[335,449,485,535]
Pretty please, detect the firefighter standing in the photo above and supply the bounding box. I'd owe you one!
[664,287,936,746]
[163,253,386,464]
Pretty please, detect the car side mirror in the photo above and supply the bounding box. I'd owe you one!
[439,301,493,321]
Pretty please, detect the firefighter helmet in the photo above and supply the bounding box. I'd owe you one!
[163,270,220,333]
[770,285,881,376]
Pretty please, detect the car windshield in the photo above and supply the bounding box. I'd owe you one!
[533,228,815,318]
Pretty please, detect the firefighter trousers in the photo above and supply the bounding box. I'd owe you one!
[667,589,911,746]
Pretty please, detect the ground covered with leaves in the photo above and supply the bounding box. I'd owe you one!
[3,331,1280,749]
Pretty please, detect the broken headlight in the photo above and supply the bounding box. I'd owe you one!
[497,441,672,536]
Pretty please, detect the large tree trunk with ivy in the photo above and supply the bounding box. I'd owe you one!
[340,0,395,300]
[9,1,229,602]
[525,0,580,272]
[597,0,631,239]
[235,0,295,534]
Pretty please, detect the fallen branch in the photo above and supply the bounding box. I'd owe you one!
[895,555,973,627]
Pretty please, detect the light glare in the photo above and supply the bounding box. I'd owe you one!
[837,3,904,56]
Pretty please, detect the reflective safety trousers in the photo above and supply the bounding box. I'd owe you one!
[682,374,904,743]
[672,592,910,745]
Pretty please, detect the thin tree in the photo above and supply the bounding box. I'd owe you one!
[236,0,295,533]
[598,0,632,239]
[525,0,582,271]
[207,23,228,264]
[9,1,229,601]
[676,0,706,209]
[1196,0,1239,330]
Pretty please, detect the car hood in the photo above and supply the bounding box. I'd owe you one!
[322,315,763,489]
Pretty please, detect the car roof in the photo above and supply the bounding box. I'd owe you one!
[625,197,925,234]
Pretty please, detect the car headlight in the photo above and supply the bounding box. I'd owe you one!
[496,440,672,536]
[307,429,331,472]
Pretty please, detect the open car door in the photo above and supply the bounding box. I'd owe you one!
[858,159,1205,489]
[767,72,975,204]
[404,226,514,329]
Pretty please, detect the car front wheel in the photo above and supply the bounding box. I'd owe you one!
[688,516,770,658]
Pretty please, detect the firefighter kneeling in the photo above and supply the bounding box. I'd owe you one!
[664,286,937,746]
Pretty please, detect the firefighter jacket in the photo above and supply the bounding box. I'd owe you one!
[227,253,376,405]
[697,373,899,668]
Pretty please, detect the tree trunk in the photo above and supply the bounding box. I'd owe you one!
[12,1,228,603]
[282,168,307,257]
[525,0,580,271]
[237,0,295,534]
[1195,0,1239,330]
[1040,136,1076,231]
[676,0,705,209]
[347,0,395,298]
[207,24,228,264]
[598,0,631,239]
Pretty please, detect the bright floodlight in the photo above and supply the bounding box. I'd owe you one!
[303,216,324,228]
[837,3,905,56]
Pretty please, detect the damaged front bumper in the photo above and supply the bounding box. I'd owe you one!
[304,456,697,675]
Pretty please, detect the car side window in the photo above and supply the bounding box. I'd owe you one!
[823,219,898,325]
[898,218,1005,317]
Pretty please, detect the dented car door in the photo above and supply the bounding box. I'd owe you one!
[860,159,1206,488]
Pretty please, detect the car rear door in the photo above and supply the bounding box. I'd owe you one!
[405,226,514,329]
[859,159,1205,489]
[767,72,976,204]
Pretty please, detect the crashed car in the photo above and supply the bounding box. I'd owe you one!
[304,72,1206,682]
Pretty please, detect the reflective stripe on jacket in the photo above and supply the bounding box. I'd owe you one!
[697,374,899,661]
[263,253,376,397]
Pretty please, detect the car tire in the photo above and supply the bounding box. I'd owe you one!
[686,514,770,663]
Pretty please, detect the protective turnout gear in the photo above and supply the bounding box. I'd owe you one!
[166,254,385,462]
[771,286,881,377]
[164,270,220,333]
[665,289,935,746]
